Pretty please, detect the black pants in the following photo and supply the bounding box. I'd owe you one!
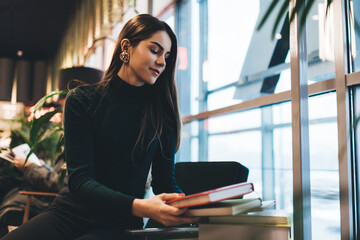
[0,212,139,240]
[0,187,142,240]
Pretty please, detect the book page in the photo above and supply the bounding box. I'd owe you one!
[11,143,42,166]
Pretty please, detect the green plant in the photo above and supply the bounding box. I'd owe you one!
[22,90,68,166]
[257,0,359,39]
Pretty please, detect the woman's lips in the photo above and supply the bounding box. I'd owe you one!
[150,68,160,76]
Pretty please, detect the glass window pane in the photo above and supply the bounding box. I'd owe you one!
[308,92,337,119]
[308,92,340,239]
[273,101,292,125]
[207,87,240,111]
[306,0,336,82]
[191,137,199,162]
[207,109,261,134]
[349,0,360,72]
[205,0,290,110]
[207,0,259,90]
[274,127,293,211]
[353,85,360,228]
[208,132,262,193]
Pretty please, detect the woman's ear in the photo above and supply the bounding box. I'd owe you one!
[120,38,130,52]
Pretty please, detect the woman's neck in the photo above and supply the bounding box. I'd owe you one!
[117,67,145,87]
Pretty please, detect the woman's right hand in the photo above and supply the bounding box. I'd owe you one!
[13,155,32,171]
[132,193,199,226]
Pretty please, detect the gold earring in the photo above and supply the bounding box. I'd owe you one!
[120,52,129,63]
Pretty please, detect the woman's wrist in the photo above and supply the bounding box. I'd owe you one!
[132,198,146,218]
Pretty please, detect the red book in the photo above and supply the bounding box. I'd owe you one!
[167,182,254,208]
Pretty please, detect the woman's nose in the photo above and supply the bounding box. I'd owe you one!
[156,55,166,67]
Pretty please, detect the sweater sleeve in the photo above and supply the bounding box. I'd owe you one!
[64,88,135,218]
[151,129,182,195]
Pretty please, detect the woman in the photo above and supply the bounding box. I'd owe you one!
[1,14,197,240]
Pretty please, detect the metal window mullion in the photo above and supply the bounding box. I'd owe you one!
[198,0,208,161]
[175,0,192,162]
[289,0,312,239]
[333,0,355,239]
[261,107,275,201]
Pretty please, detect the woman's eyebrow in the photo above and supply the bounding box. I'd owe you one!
[151,41,170,53]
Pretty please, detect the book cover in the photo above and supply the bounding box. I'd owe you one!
[167,182,254,208]
[0,143,42,166]
[208,210,291,226]
[184,198,262,216]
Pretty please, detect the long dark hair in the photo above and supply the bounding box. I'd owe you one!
[95,14,181,153]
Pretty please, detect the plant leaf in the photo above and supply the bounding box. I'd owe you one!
[354,116,360,131]
[29,108,62,145]
[325,0,333,16]
[33,90,68,113]
[271,0,289,39]
[25,127,63,163]
[289,0,304,28]
[299,0,317,35]
[257,0,282,31]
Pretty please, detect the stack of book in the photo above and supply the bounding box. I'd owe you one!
[200,210,291,240]
[167,182,272,216]
[166,182,291,240]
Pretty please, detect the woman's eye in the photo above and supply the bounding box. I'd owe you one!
[150,49,158,54]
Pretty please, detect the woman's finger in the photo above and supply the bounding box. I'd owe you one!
[159,203,187,216]
[158,193,184,201]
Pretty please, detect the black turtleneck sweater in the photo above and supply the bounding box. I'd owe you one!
[62,75,181,228]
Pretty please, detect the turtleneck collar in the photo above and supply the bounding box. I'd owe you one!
[110,74,151,97]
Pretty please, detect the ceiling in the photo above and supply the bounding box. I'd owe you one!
[0,0,77,61]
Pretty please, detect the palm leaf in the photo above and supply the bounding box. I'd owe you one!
[257,0,282,31]
[258,0,333,39]
[271,0,289,39]
[289,0,304,31]
[299,0,316,35]
[29,108,62,145]
[26,127,63,163]
[33,90,68,113]
[325,0,333,16]
[354,116,360,132]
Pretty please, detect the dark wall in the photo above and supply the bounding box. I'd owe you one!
[0,58,47,104]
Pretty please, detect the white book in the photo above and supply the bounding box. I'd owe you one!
[0,143,42,166]
[184,198,262,217]
[208,209,291,226]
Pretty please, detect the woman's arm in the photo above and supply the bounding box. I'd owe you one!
[142,130,199,226]
[151,129,182,194]
[64,88,135,218]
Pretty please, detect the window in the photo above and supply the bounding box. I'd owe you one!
[175,0,358,238]
[305,0,335,82]
[349,0,360,72]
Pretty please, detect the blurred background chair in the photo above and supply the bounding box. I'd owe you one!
[174,161,249,195]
